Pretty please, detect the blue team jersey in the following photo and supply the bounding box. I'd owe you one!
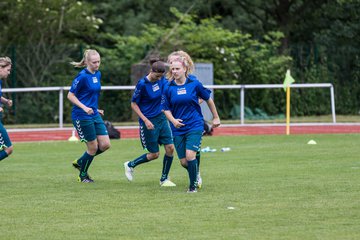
[162,76,211,136]
[131,76,168,122]
[69,68,101,120]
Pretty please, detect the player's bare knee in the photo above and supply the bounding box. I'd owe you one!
[87,146,98,155]
[165,144,174,155]
[148,152,159,160]
[180,158,188,168]
[101,142,111,151]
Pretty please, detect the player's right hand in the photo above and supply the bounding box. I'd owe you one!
[173,119,185,128]
[145,119,154,130]
[84,107,94,115]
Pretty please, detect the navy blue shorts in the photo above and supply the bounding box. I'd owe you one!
[73,115,108,142]
[139,113,173,153]
[173,131,202,159]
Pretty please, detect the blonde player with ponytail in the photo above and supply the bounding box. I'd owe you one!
[163,51,221,192]
[68,49,111,183]
[166,51,203,189]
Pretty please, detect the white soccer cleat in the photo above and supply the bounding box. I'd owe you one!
[196,172,202,189]
[124,161,134,181]
[160,179,176,187]
[187,188,198,193]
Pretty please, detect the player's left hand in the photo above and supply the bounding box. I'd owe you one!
[212,117,221,128]
[98,109,104,116]
[6,99,12,107]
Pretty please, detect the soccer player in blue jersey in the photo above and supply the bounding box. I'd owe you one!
[167,51,203,188]
[162,56,221,193]
[68,49,111,183]
[124,60,176,187]
[0,57,14,162]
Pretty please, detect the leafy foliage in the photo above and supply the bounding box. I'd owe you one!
[0,0,102,123]
[96,10,291,120]
[1,1,360,123]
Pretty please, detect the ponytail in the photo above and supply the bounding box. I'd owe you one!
[70,49,99,68]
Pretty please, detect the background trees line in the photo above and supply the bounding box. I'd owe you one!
[0,0,359,124]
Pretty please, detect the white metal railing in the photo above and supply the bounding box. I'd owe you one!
[2,83,336,128]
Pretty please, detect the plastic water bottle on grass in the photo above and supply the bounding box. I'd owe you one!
[221,147,231,152]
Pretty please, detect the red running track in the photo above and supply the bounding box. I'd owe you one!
[7,124,360,142]
[211,124,360,136]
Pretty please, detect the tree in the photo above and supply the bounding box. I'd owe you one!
[312,0,360,114]
[0,0,102,87]
[0,0,102,124]
[85,0,198,37]
[95,9,291,120]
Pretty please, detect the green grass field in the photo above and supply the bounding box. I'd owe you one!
[1,135,360,240]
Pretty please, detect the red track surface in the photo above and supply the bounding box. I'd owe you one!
[7,124,360,142]
[212,125,360,136]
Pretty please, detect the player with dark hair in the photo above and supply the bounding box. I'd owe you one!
[124,60,176,187]
[68,49,111,183]
[0,57,14,162]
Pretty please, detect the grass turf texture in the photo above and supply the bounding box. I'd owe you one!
[1,135,359,239]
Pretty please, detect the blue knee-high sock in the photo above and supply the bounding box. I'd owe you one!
[128,153,149,168]
[187,159,198,189]
[77,151,88,166]
[160,155,173,181]
[0,150,8,161]
[76,148,103,165]
[79,152,94,179]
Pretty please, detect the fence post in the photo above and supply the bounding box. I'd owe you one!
[240,85,245,125]
[330,84,336,123]
[59,87,64,128]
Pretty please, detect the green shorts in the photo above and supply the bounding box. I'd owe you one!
[73,115,108,142]
[173,131,203,159]
[140,113,173,153]
[0,121,12,149]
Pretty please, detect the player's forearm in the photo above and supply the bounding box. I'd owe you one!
[1,97,9,104]
[67,92,88,111]
[163,110,176,124]
[206,98,220,119]
[131,102,149,122]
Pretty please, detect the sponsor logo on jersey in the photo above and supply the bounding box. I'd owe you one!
[152,83,160,92]
[177,87,187,95]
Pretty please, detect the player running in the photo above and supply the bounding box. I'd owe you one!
[68,49,111,183]
[123,60,176,187]
[162,55,220,192]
